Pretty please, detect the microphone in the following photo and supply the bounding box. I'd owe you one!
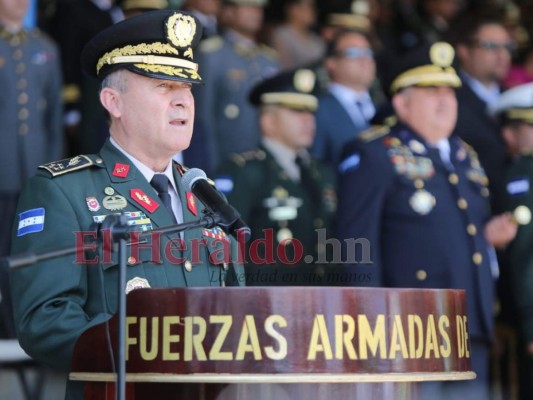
[182,168,251,242]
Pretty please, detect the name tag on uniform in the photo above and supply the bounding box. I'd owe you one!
[507,177,529,196]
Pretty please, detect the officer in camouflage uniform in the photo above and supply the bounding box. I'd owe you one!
[216,68,337,286]
[9,11,244,399]
[336,42,517,399]
[194,0,279,172]
[493,82,533,400]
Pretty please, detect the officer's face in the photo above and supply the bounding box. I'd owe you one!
[457,24,513,84]
[393,86,457,143]
[263,107,315,151]
[104,72,195,167]
[0,0,28,25]
[227,5,264,36]
[504,122,533,155]
[327,32,375,91]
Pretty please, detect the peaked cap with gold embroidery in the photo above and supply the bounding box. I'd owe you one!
[81,10,203,83]
[249,68,318,112]
[388,42,462,94]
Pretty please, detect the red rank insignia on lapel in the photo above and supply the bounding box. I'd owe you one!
[186,192,197,215]
[130,189,159,213]
[113,163,130,178]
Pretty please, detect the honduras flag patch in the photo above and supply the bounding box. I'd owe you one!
[17,208,45,236]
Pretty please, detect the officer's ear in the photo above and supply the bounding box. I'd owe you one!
[391,90,409,118]
[100,86,122,119]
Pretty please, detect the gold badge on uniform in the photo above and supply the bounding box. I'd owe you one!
[409,189,436,215]
[409,139,426,154]
[125,277,151,294]
[429,42,455,68]
[86,196,101,212]
[103,194,128,211]
[166,12,196,48]
[294,69,316,93]
[104,187,115,195]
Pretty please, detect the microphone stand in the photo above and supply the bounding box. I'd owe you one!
[3,210,222,400]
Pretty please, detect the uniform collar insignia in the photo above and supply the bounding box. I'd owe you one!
[112,162,130,178]
[130,188,159,213]
[186,192,197,215]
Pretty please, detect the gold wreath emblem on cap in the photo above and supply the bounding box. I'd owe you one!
[294,69,316,93]
[429,42,455,68]
[166,12,196,48]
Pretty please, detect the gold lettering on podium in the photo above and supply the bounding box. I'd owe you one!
[264,315,288,360]
[163,316,180,360]
[184,316,207,361]
[358,314,386,359]
[126,316,138,361]
[408,315,423,358]
[439,316,451,357]
[389,315,408,359]
[456,315,470,358]
[209,315,233,360]
[335,315,358,360]
[307,315,333,360]
[140,317,158,361]
[235,315,262,360]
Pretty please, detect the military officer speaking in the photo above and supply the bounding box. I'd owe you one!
[216,68,337,286]
[493,82,533,399]
[9,11,244,400]
[336,42,517,399]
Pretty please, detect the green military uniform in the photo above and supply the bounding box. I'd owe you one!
[491,82,533,400]
[9,10,244,399]
[501,157,533,342]
[10,140,244,398]
[217,143,337,286]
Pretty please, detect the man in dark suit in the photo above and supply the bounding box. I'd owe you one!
[336,41,517,399]
[9,11,244,399]
[311,28,378,167]
[452,16,514,213]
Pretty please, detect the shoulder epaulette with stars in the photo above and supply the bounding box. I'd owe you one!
[358,125,390,143]
[38,155,94,177]
[199,36,223,53]
[230,149,267,167]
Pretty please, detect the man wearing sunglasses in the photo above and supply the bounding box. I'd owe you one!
[311,29,380,166]
[452,16,514,213]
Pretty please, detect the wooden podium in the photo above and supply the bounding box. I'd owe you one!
[70,287,475,399]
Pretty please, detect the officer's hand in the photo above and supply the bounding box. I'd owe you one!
[484,213,518,250]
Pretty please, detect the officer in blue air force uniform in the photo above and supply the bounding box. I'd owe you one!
[9,11,244,399]
[336,42,517,399]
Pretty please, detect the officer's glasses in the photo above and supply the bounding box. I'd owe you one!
[471,39,516,53]
[337,47,374,59]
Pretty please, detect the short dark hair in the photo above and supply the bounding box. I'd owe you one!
[325,28,371,58]
[445,14,505,47]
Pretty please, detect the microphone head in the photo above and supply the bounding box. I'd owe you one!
[182,168,208,192]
